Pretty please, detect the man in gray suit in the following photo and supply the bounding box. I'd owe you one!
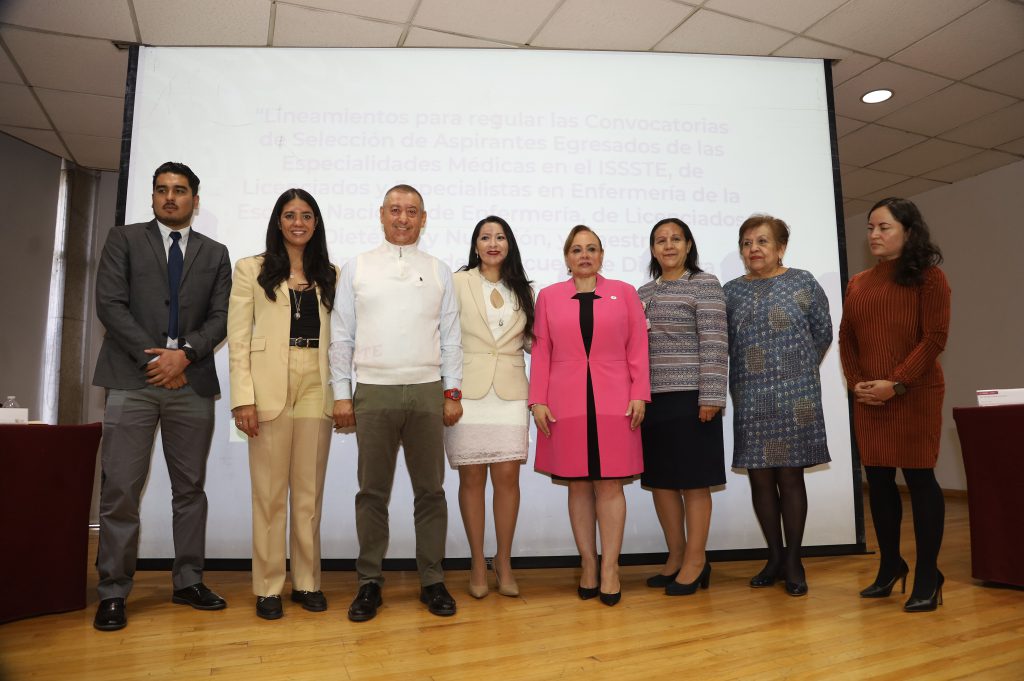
[92,162,232,631]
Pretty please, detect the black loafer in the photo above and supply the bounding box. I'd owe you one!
[172,582,227,610]
[93,597,126,631]
[256,595,283,620]
[291,590,328,612]
[348,582,382,622]
[420,582,456,617]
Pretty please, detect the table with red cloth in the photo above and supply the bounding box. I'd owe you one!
[952,404,1024,588]
[0,423,102,624]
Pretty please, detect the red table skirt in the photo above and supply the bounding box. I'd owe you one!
[952,405,1024,587]
[0,423,102,623]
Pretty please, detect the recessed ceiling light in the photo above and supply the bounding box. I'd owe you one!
[861,89,893,104]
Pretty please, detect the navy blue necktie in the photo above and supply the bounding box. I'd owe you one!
[167,231,183,342]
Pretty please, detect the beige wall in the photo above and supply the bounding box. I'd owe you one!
[843,160,1024,490]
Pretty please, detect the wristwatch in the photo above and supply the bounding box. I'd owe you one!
[181,345,198,363]
[444,388,462,401]
[892,382,907,396]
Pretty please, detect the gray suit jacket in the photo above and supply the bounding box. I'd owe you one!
[92,220,232,397]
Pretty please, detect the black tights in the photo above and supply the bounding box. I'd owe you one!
[748,467,807,580]
[865,465,945,598]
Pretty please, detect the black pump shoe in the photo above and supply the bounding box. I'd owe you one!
[904,570,944,612]
[860,559,909,598]
[578,584,600,600]
[646,570,680,588]
[749,565,782,588]
[666,561,711,596]
[599,591,621,606]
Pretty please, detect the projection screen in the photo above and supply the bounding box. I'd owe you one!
[122,47,858,563]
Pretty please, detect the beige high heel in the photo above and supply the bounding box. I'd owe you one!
[493,558,519,597]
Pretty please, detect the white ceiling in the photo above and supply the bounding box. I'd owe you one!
[1,0,1021,221]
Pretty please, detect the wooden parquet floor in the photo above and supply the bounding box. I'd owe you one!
[1,491,1022,681]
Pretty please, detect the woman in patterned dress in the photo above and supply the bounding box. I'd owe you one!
[840,197,950,612]
[638,218,728,596]
[444,216,534,599]
[723,215,832,597]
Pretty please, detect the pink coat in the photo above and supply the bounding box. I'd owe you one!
[529,276,651,477]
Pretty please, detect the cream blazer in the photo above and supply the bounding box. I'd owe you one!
[228,256,336,421]
[454,268,530,401]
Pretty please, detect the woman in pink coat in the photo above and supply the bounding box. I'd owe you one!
[530,225,650,606]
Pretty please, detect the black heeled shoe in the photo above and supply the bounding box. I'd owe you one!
[666,561,711,596]
[904,570,944,612]
[784,565,808,597]
[860,559,909,598]
[578,583,600,600]
[599,590,621,606]
[749,564,782,588]
[646,569,680,588]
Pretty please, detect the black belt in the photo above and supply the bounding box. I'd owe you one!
[289,337,319,348]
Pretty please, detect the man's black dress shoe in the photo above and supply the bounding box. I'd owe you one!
[291,590,328,612]
[256,595,283,620]
[348,582,382,622]
[172,582,227,610]
[93,598,126,631]
[420,582,456,617]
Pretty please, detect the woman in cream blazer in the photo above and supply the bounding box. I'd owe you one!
[228,189,338,620]
[444,216,534,599]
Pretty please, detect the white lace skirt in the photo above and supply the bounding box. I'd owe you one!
[444,387,529,468]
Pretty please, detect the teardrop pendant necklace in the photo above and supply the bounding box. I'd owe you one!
[290,287,304,320]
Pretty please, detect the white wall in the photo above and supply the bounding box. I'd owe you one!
[844,160,1024,490]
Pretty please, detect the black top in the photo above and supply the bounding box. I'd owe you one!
[288,287,321,339]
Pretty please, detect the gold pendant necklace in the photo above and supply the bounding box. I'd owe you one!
[290,287,304,319]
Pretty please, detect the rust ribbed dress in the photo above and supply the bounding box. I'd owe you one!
[839,261,951,468]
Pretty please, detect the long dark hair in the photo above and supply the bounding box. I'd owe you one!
[870,197,943,286]
[257,188,336,310]
[461,215,535,339]
[647,218,704,279]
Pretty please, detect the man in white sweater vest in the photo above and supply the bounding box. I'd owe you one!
[329,185,464,621]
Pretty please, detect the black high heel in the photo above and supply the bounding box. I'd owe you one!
[646,570,680,588]
[598,590,621,606]
[860,559,909,598]
[904,569,944,612]
[665,561,711,596]
[749,564,782,588]
[784,564,808,597]
[577,584,600,600]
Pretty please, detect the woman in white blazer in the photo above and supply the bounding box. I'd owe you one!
[228,189,338,620]
[444,216,534,598]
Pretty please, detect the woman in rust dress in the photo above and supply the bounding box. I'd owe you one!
[839,197,950,612]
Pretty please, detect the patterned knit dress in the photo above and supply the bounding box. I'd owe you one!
[839,261,951,468]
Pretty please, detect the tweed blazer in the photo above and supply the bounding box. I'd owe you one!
[453,268,530,401]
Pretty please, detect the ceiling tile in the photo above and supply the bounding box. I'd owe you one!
[829,52,879,85]
[841,167,910,197]
[656,9,793,55]
[413,0,560,44]
[965,50,1024,99]
[0,82,49,128]
[35,88,123,138]
[839,163,859,176]
[832,61,952,122]
[857,176,947,203]
[835,116,866,137]
[134,0,271,45]
[890,0,1024,80]
[273,4,402,46]
[0,0,137,41]
[705,0,847,32]
[836,124,926,166]
[876,83,1016,137]
[843,198,875,219]
[773,36,850,59]
[922,149,1021,183]
[805,0,985,57]
[939,101,1024,147]
[996,136,1024,155]
[0,28,129,97]
[404,27,515,48]
[0,44,21,84]
[532,0,695,51]
[0,125,67,158]
[286,0,417,23]
[62,132,120,170]
[870,138,980,175]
